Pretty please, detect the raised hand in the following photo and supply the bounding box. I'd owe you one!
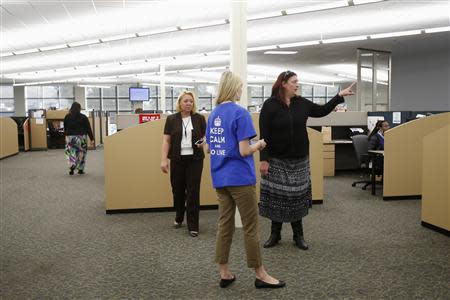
[339,82,356,97]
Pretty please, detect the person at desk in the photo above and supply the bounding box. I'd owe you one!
[259,71,356,250]
[368,120,390,150]
[64,102,94,175]
[161,91,206,237]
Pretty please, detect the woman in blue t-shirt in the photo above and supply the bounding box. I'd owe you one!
[207,71,285,289]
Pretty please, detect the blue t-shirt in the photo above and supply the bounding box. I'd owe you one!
[206,102,257,189]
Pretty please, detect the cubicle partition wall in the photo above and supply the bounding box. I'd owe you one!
[421,119,450,235]
[105,113,324,212]
[29,116,47,150]
[383,112,450,199]
[0,117,19,159]
[23,119,30,151]
[87,110,102,149]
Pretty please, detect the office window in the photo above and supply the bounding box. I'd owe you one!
[60,85,74,98]
[313,86,326,104]
[86,99,100,111]
[26,85,75,111]
[86,87,100,98]
[42,86,58,98]
[27,99,43,110]
[43,99,59,109]
[301,85,313,98]
[60,98,74,109]
[0,86,14,113]
[102,99,116,112]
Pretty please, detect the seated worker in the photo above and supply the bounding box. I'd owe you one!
[368,120,390,176]
[368,120,390,150]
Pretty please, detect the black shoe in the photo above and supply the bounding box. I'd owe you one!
[255,278,286,289]
[263,234,281,248]
[219,275,236,288]
[69,166,75,175]
[293,236,309,250]
[78,170,85,175]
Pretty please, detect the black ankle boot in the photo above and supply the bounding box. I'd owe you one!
[263,221,282,248]
[291,220,308,250]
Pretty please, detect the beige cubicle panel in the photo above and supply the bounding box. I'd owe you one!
[23,118,30,151]
[29,118,47,150]
[105,114,324,211]
[46,110,68,119]
[87,116,101,148]
[421,122,450,233]
[383,112,450,199]
[0,117,19,159]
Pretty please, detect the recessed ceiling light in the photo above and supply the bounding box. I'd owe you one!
[264,51,298,55]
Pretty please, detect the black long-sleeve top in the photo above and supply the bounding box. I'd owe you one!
[63,113,94,141]
[259,94,345,161]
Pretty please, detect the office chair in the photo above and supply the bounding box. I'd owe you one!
[351,134,372,190]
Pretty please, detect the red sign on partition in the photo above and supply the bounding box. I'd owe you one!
[139,114,161,123]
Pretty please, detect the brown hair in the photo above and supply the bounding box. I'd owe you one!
[271,70,297,101]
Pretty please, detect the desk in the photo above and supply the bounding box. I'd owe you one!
[368,150,384,195]
[323,139,354,176]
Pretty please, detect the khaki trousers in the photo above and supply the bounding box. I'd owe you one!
[215,185,262,268]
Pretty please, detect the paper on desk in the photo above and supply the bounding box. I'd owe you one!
[392,112,401,124]
[350,128,364,133]
[368,116,384,132]
[36,118,44,125]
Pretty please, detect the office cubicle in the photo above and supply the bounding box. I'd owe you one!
[383,112,450,199]
[421,119,450,235]
[0,117,19,159]
[104,113,324,212]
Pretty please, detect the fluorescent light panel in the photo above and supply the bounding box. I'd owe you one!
[278,41,320,48]
[370,29,422,39]
[264,50,298,55]
[12,48,39,55]
[286,0,348,14]
[248,45,278,52]
[322,35,368,43]
[39,44,68,51]
[424,26,450,33]
[68,39,101,47]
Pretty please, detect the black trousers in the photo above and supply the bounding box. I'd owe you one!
[170,156,203,232]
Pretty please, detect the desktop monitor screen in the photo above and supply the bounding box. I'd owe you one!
[129,87,150,101]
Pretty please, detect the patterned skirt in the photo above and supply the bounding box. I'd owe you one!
[259,156,311,223]
[65,135,88,171]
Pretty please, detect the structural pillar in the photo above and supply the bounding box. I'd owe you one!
[74,86,87,110]
[160,64,166,113]
[230,0,248,109]
[230,0,248,228]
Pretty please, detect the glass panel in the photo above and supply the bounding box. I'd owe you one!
[27,99,43,110]
[59,85,74,97]
[198,97,212,111]
[102,99,116,111]
[165,97,174,112]
[102,87,116,98]
[301,85,313,98]
[26,86,42,98]
[143,98,158,111]
[86,87,100,97]
[60,98,73,109]
[0,85,14,98]
[86,99,100,110]
[119,99,132,111]
[327,85,339,97]
[118,85,131,98]
[313,86,326,97]
[43,99,59,109]
[0,99,14,112]
[42,86,58,98]
[263,85,272,98]
[250,97,263,106]
[313,97,326,105]
[250,86,263,97]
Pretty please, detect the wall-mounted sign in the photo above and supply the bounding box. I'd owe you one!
[139,114,161,123]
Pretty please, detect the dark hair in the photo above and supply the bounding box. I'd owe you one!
[368,120,388,140]
[271,70,297,102]
[69,102,81,116]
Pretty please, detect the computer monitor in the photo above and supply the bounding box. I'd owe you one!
[129,87,150,101]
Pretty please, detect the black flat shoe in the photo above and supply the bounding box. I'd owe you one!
[219,275,236,288]
[69,165,75,175]
[78,170,85,175]
[255,278,286,289]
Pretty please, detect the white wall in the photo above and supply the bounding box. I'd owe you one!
[391,33,450,111]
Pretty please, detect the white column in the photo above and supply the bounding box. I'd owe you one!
[160,64,166,113]
[13,86,26,116]
[230,0,248,110]
[230,0,248,228]
[74,86,86,110]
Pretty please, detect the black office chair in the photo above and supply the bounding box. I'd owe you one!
[351,134,372,190]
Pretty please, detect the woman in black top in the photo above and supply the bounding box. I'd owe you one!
[63,102,94,175]
[161,91,206,237]
[368,120,390,150]
[259,71,355,250]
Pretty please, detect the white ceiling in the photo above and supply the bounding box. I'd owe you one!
[0,0,449,86]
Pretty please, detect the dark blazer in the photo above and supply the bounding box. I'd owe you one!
[368,133,384,150]
[163,112,206,161]
[64,113,94,140]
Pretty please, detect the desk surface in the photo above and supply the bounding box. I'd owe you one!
[368,150,384,155]
[324,139,353,144]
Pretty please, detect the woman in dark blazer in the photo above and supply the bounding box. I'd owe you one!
[161,91,206,237]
